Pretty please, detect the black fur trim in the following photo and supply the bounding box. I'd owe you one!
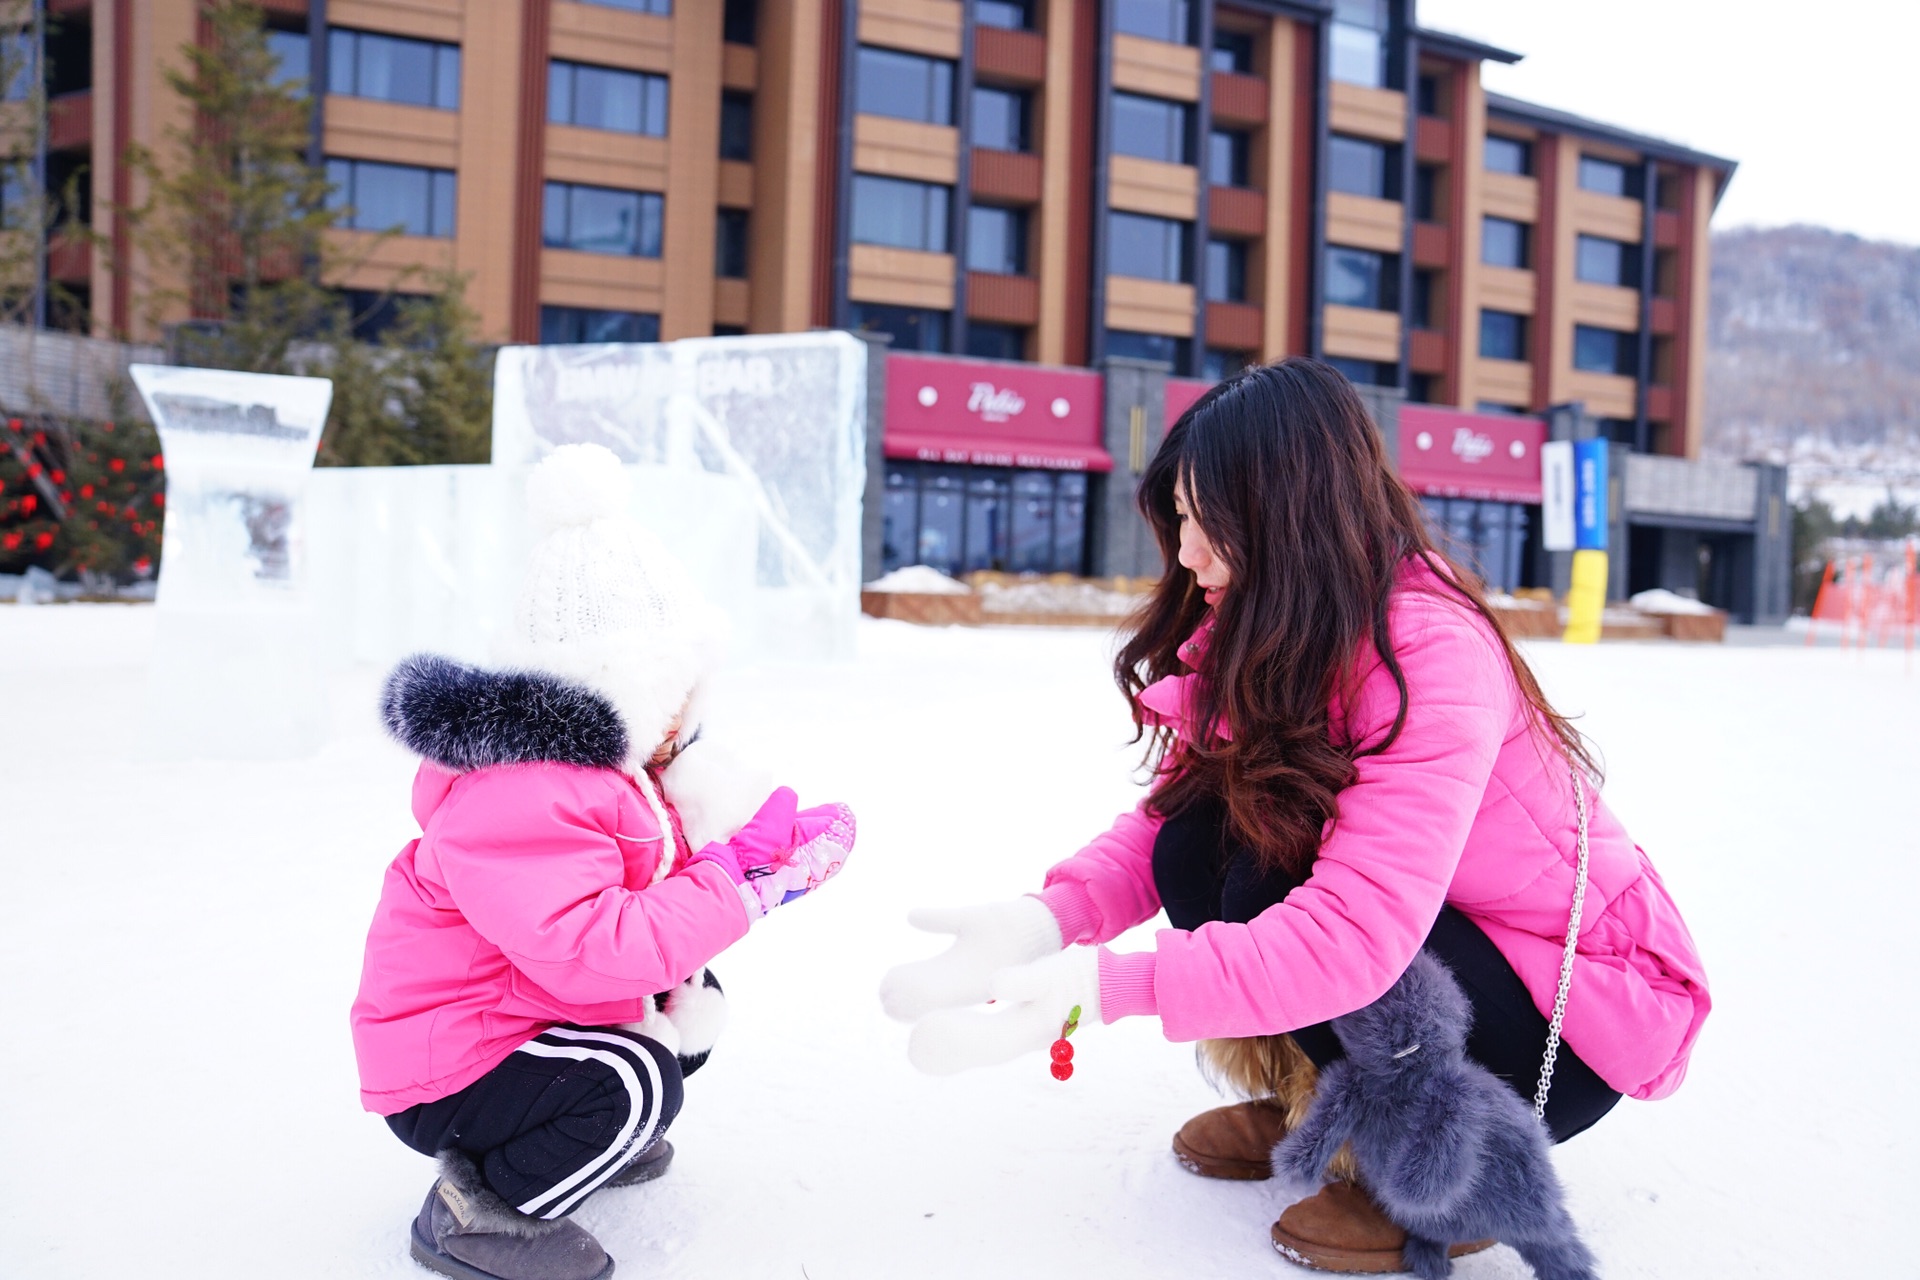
[382,654,630,772]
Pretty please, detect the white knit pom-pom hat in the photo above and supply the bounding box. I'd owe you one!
[500,442,729,761]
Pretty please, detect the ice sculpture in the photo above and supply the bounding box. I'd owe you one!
[492,332,868,662]
[130,364,334,759]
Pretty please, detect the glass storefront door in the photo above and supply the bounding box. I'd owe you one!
[881,462,1091,578]
[1421,497,1532,594]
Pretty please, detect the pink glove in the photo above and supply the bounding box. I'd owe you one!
[687,787,856,919]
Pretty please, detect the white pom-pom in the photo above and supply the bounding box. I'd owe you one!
[526,442,631,536]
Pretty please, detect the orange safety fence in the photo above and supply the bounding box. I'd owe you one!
[1806,545,1919,653]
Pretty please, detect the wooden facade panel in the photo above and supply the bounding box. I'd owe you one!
[849,244,956,309]
[1566,369,1637,419]
[974,26,1047,84]
[972,149,1044,204]
[722,45,759,91]
[1211,71,1267,125]
[549,2,674,73]
[968,271,1040,325]
[1108,154,1198,220]
[1111,33,1202,103]
[1568,281,1640,331]
[1654,209,1682,248]
[1478,264,1535,315]
[324,97,460,171]
[1479,172,1538,223]
[48,91,91,151]
[1646,385,1674,422]
[713,277,751,327]
[545,126,669,191]
[1409,328,1446,373]
[1325,191,1403,253]
[540,248,665,314]
[853,115,961,185]
[857,0,964,59]
[1414,115,1451,163]
[1328,81,1406,142]
[1570,191,1643,243]
[328,229,457,289]
[1649,296,1677,335]
[1209,185,1266,238]
[1322,304,1399,361]
[718,160,755,208]
[1106,277,1197,337]
[1474,357,1532,407]
[328,0,460,43]
[1206,301,1263,350]
[1413,221,1449,267]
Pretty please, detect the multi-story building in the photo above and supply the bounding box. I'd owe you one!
[27,0,1788,619]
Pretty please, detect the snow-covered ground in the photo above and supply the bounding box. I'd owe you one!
[2,607,1915,1279]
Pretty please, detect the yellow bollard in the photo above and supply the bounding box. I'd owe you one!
[1562,549,1609,644]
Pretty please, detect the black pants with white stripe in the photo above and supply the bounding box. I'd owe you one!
[388,1026,684,1220]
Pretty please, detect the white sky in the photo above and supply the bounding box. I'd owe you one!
[1418,0,1920,246]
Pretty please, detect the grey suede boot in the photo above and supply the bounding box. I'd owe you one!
[602,1139,673,1190]
[409,1153,614,1280]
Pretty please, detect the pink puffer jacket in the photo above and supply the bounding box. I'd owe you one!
[1041,560,1710,1101]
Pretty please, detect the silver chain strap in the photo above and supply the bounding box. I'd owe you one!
[1533,763,1592,1121]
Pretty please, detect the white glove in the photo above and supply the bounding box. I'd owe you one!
[906,946,1102,1077]
[879,897,1065,1023]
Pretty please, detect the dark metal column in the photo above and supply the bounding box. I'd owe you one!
[1396,23,1418,395]
[1088,0,1115,364]
[1306,10,1330,359]
[307,0,328,171]
[1633,157,1657,454]
[1189,0,1214,378]
[831,0,859,329]
[950,7,977,354]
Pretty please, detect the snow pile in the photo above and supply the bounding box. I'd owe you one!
[864,565,972,594]
[1630,589,1721,616]
[1,606,1915,1279]
[978,579,1141,617]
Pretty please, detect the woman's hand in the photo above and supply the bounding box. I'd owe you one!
[905,947,1102,1076]
[879,897,1065,1022]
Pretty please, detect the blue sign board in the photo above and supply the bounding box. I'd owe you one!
[1573,438,1609,551]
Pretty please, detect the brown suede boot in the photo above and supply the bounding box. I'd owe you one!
[1270,1181,1495,1273]
[1171,1100,1292,1180]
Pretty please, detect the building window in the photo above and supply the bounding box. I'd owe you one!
[1576,234,1640,287]
[1475,400,1525,415]
[1411,269,1437,330]
[1328,135,1399,200]
[1109,211,1191,283]
[1208,129,1250,188]
[542,182,664,256]
[338,290,423,342]
[1211,29,1254,73]
[549,60,669,135]
[1484,135,1531,176]
[1324,245,1396,310]
[851,302,948,353]
[1573,324,1637,376]
[1111,92,1193,165]
[1205,239,1247,302]
[1479,309,1528,361]
[852,175,951,253]
[1202,348,1252,382]
[856,45,954,126]
[578,0,671,12]
[719,91,753,160]
[967,205,1028,274]
[1413,163,1441,221]
[540,306,661,344]
[328,29,460,110]
[977,0,1035,29]
[1330,0,1389,88]
[1416,72,1442,117]
[966,323,1027,361]
[326,159,456,237]
[716,209,749,278]
[1324,356,1395,387]
[881,464,1087,577]
[1407,372,1436,403]
[723,0,757,44]
[972,85,1031,152]
[1654,248,1679,298]
[1422,497,1530,593]
[266,29,310,92]
[1578,155,1640,198]
[1114,0,1191,44]
[1482,216,1529,269]
[1108,330,1190,368]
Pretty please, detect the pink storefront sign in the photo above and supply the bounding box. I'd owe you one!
[884,354,1111,472]
[1397,405,1547,504]
[1165,377,1212,426]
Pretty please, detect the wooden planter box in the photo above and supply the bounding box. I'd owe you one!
[1663,610,1728,642]
[860,590,984,626]
[1489,602,1560,639]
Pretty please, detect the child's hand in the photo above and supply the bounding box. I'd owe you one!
[685,788,856,920]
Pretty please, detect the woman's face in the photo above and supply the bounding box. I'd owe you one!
[1173,478,1229,606]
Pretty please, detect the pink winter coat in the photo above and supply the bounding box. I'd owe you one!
[351,759,749,1114]
[1042,559,1710,1101]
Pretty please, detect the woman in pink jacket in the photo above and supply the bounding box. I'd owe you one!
[353,445,854,1280]
[882,360,1708,1271]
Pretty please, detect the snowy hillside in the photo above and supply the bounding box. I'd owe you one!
[1,608,1914,1279]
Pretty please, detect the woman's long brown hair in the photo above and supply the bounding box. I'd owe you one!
[1117,358,1598,877]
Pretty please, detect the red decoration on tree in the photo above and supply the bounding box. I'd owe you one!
[109,458,125,473]
[34,531,53,550]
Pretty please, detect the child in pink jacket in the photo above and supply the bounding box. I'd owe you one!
[352,445,854,1280]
